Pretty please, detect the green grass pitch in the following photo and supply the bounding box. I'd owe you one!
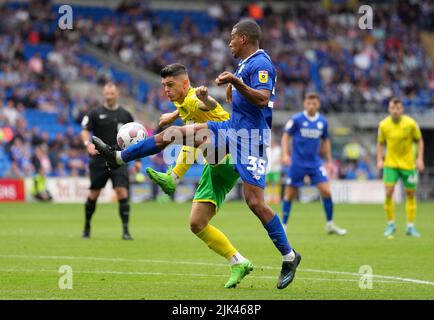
[0,201,433,300]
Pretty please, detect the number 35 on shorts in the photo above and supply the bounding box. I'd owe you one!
[247,156,266,175]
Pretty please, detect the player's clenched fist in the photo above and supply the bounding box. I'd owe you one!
[86,142,99,156]
[215,71,236,86]
[195,86,209,101]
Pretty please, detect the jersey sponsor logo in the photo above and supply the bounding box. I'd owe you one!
[258,70,268,83]
[300,128,322,138]
[99,114,107,119]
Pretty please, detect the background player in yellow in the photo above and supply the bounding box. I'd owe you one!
[146,63,229,195]
[377,98,425,237]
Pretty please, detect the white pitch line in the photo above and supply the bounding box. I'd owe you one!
[0,268,403,284]
[1,254,433,286]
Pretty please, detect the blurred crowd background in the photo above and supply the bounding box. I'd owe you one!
[0,0,433,187]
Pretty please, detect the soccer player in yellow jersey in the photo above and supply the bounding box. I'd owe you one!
[377,98,425,237]
[144,63,253,288]
[146,63,230,195]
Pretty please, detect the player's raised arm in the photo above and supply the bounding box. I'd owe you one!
[195,86,218,111]
[216,71,270,108]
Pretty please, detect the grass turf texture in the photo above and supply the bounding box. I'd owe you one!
[0,201,433,300]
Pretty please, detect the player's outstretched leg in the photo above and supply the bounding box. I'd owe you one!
[244,183,301,289]
[92,123,208,167]
[146,166,177,196]
[146,145,198,196]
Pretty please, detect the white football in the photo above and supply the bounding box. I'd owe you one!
[117,122,148,149]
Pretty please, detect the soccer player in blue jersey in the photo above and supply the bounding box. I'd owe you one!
[92,19,301,290]
[281,93,347,235]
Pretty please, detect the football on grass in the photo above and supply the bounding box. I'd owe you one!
[117,122,148,149]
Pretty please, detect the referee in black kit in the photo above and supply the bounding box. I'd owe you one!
[81,82,135,240]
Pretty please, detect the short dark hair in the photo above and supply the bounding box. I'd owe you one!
[160,63,188,78]
[304,92,320,101]
[389,97,402,105]
[233,19,261,44]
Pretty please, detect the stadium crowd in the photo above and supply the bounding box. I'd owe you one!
[76,0,434,113]
[0,0,432,181]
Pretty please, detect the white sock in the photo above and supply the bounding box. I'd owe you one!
[388,221,395,226]
[282,250,295,262]
[326,221,334,227]
[170,172,180,184]
[116,151,125,165]
[229,252,247,265]
[407,222,414,228]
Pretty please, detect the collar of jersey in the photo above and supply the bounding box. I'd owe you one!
[238,49,264,66]
[103,103,120,111]
[303,110,319,122]
[174,87,194,106]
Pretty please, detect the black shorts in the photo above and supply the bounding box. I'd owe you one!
[89,157,129,190]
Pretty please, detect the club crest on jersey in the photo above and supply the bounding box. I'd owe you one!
[317,122,324,129]
[258,70,268,83]
[303,121,308,127]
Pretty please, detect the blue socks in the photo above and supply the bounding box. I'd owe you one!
[322,197,333,222]
[121,136,160,162]
[281,200,292,225]
[264,214,292,256]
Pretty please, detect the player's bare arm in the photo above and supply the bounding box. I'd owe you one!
[215,71,270,108]
[226,84,232,103]
[281,132,291,166]
[159,110,180,127]
[416,138,425,171]
[195,86,218,111]
[322,138,333,171]
[377,142,385,169]
[81,129,98,156]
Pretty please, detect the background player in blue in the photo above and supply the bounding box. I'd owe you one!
[281,93,347,235]
[92,19,301,290]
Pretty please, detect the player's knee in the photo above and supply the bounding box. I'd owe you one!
[320,189,332,198]
[190,220,206,234]
[284,187,295,200]
[385,188,395,198]
[89,190,101,201]
[245,195,264,214]
[406,190,416,199]
[115,187,128,199]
